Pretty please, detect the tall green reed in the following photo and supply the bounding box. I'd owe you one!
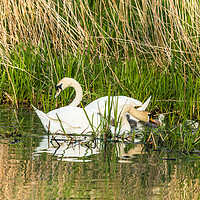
[0,42,199,121]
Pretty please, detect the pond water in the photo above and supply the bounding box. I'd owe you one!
[0,107,199,199]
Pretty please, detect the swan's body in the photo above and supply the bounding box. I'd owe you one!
[85,95,151,122]
[33,105,103,135]
[55,77,152,122]
[33,104,156,136]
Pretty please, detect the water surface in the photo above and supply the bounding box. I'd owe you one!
[0,107,199,199]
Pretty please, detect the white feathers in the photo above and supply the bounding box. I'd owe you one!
[33,77,153,135]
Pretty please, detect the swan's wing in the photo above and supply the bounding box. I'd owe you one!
[47,106,70,115]
[85,96,109,111]
[47,106,101,129]
[125,96,143,106]
[137,96,151,111]
[85,96,142,115]
[32,105,98,134]
[47,107,84,128]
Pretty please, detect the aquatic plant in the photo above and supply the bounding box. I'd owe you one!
[0,0,199,151]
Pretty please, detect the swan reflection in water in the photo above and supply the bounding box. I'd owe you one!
[33,134,101,162]
[33,133,144,162]
[32,113,166,162]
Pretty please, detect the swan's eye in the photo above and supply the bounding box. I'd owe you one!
[55,84,63,91]
[148,113,153,118]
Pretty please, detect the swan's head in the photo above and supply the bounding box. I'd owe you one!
[147,113,157,124]
[137,111,157,123]
[125,105,157,124]
[55,77,75,98]
[55,82,64,98]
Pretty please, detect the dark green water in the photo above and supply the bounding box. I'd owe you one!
[0,107,199,199]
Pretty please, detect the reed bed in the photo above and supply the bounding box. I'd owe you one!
[1,44,199,118]
[0,1,199,102]
[1,0,200,67]
[0,0,199,151]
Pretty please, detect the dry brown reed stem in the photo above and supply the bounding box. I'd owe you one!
[0,0,199,73]
[154,100,200,103]
[4,65,18,109]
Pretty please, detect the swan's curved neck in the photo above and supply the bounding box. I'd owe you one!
[62,78,83,107]
[120,105,149,123]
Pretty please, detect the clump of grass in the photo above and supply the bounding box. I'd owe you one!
[1,44,199,118]
[0,1,199,111]
[143,114,199,153]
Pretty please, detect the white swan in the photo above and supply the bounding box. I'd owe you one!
[32,104,156,135]
[54,77,152,122]
[33,105,103,135]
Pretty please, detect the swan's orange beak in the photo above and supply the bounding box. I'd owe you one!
[55,89,62,98]
[149,115,157,124]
